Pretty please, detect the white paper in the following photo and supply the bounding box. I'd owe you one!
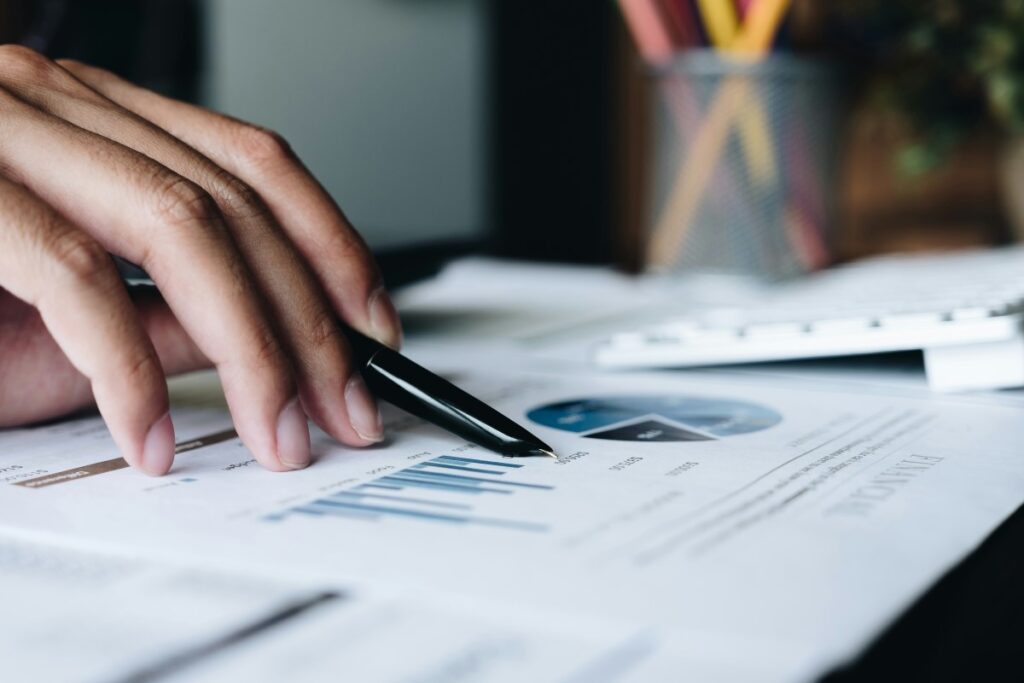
[0,528,642,683]
[1,366,1022,681]
[0,531,327,683]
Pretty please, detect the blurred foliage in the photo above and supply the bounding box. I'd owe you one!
[833,0,1024,174]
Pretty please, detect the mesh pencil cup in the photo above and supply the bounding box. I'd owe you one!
[643,51,842,281]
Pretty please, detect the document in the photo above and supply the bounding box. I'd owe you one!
[0,367,1022,681]
[0,530,641,683]
[0,531,328,683]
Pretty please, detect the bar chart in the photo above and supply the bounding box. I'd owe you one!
[265,455,553,532]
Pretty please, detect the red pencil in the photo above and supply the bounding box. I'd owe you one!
[734,0,757,20]
[658,0,702,49]
[617,0,676,64]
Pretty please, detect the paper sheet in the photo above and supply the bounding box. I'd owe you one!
[0,531,328,683]
[0,529,641,683]
[1,367,1022,681]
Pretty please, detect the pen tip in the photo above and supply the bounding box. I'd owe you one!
[506,442,559,459]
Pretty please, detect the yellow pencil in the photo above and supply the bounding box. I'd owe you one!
[695,0,740,48]
[647,79,751,267]
[731,0,789,186]
[696,0,776,189]
[733,0,791,55]
[736,89,776,186]
[646,0,791,268]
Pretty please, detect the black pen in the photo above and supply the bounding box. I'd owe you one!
[344,327,556,459]
[116,259,556,459]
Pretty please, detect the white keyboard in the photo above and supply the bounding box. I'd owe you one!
[595,248,1024,391]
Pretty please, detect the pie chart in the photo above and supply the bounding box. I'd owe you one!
[526,395,781,442]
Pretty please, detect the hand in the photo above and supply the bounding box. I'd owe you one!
[0,46,403,475]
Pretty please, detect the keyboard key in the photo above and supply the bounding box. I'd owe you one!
[877,312,944,328]
[685,328,742,345]
[743,322,806,338]
[810,317,874,334]
[950,307,993,321]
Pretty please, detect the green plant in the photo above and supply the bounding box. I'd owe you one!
[835,0,1024,174]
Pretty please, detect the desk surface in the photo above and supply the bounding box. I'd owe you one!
[826,500,1024,682]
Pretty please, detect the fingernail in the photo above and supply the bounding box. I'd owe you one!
[368,287,402,350]
[345,373,383,443]
[276,397,311,469]
[142,412,175,476]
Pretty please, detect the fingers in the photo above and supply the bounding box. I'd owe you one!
[0,178,174,475]
[57,59,403,351]
[0,50,382,446]
[132,289,210,377]
[0,83,309,472]
[0,290,210,429]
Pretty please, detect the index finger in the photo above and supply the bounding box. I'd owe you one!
[59,61,403,351]
[0,90,309,473]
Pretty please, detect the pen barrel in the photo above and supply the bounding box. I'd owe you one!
[342,326,550,456]
[361,347,545,455]
[360,349,501,445]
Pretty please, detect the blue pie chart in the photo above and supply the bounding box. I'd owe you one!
[526,395,781,442]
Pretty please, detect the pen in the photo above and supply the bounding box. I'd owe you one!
[344,327,557,459]
[115,258,556,459]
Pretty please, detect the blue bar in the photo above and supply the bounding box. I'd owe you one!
[435,455,521,468]
[357,483,405,492]
[394,471,490,487]
[380,474,501,493]
[307,500,380,520]
[470,518,550,532]
[311,499,547,532]
[398,468,555,490]
[309,500,473,525]
[413,462,507,475]
[378,475,510,495]
[327,490,472,510]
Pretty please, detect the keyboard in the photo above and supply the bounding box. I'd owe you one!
[595,247,1024,391]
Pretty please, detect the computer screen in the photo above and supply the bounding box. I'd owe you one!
[203,0,488,252]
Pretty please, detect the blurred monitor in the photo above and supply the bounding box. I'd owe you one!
[22,0,615,276]
[203,0,488,252]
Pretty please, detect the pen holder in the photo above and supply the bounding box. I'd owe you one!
[642,51,842,282]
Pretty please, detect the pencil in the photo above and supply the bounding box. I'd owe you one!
[618,0,676,64]
[658,0,702,48]
[732,0,791,55]
[694,0,739,48]
[646,0,791,268]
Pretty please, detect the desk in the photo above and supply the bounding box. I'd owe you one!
[827,501,1024,681]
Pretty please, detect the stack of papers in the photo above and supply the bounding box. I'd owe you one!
[1,259,1022,682]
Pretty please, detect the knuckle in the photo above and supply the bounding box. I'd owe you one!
[0,83,15,106]
[323,226,371,264]
[48,232,113,287]
[248,326,289,373]
[0,45,61,84]
[54,59,119,97]
[322,229,379,290]
[54,58,85,70]
[305,304,343,351]
[233,125,294,171]
[54,58,98,78]
[122,349,163,390]
[207,167,266,222]
[149,175,221,228]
